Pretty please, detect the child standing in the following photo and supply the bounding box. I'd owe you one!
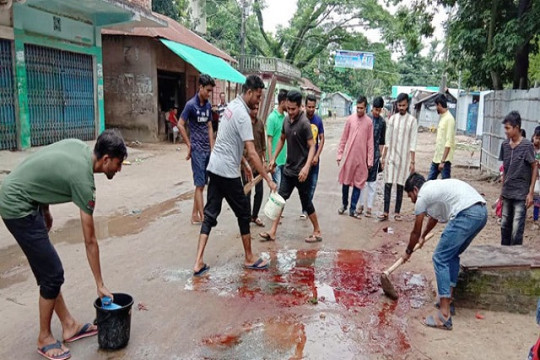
[498,111,538,245]
[532,127,540,230]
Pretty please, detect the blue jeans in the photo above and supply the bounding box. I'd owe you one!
[433,203,487,298]
[501,198,526,246]
[342,185,361,215]
[427,161,451,180]
[272,165,284,189]
[302,164,319,213]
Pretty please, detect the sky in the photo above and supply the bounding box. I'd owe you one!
[261,0,448,58]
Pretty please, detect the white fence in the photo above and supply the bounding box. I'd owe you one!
[481,88,540,174]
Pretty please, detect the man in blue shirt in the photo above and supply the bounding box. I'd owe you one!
[179,74,216,225]
[301,94,325,219]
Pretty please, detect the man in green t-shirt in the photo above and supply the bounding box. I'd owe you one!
[266,89,288,187]
[0,130,127,360]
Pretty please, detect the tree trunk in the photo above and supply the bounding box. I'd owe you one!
[512,0,532,89]
[488,0,502,90]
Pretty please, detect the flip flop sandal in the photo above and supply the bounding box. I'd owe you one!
[252,218,265,227]
[64,323,98,343]
[259,232,276,242]
[423,311,453,330]
[349,212,362,219]
[245,258,268,270]
[38,341,71,360]
[357,206,364,215]
[193,263,210,277]
[394,214,403,221]
[365,209,372,218]
[305,235,323,243]
[338,206,346,215]
[377,213,389,221]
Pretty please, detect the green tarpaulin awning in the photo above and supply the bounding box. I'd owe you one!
[160,39,246,84]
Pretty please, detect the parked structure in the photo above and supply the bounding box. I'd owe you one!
[320,92,353,117]
[455,90,493,138]
[411,90,457,129]
[102,12,245,142]
[0,0,165,150]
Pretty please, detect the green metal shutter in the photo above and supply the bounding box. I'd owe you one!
[0,39,17,150]
[25,44,95,146]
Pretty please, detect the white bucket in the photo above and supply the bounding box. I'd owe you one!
[263,192,286,220]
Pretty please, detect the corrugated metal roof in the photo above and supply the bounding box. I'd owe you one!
[101,12,236,63]
[300,77,321,93]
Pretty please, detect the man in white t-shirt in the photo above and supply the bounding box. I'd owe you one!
[192,75,277,277]
[401,173,487,331]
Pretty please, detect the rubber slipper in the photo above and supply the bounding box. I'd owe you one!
[193,263,210,277]
[349,212,362,219]
[365,210,372,218]
[338,206,346,215]
[423,311,453,330]
[64,323,97,343]
[38,341,71,360]
[357,206,364,215]
[190,220,202,225]
[245,258,268,270]
[394,214,403,221]
[377,213,388,221]
[305,235,323,243]
[299,213,307,220]
[259,232,275,242]
[252,218,265,227]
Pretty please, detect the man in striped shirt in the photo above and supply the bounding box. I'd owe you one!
[379,93,418,221]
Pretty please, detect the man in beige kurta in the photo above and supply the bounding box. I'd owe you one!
[379,93,418,221]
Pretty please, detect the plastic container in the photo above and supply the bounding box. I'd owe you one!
[263,192,286,220]
[94,293,134,350]
[101,296,121,310]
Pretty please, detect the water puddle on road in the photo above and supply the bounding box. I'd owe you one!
[0,191,193,289]
[184,249,431,358]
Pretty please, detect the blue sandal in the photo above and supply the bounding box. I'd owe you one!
[423,311,453,330]
[37,341,71,360]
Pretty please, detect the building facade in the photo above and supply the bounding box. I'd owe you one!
[0,0,164,150]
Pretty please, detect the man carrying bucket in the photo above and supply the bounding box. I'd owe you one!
[259,90,323,243]
[0,130,126,360]
[193,75,277,276]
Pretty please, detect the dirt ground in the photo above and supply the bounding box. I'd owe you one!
[0,116,538,360]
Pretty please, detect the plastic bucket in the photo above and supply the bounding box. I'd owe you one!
[94,293,133,350]
[263,192,286,220]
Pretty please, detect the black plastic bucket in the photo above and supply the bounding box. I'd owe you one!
[94,293,134,350]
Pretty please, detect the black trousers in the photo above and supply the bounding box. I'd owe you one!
[201,172,251,236]
[279,173,315,215]
[242,171,263,219]
[384,183,404,214]
[3,210,64,299]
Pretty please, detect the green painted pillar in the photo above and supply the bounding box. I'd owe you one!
[13,32,30,149]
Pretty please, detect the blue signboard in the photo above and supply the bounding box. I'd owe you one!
[334,50,375,70]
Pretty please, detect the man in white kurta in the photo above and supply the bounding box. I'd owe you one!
[379,93,418,221]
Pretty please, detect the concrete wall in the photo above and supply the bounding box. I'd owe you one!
[480,88,540,174]
[102,35,158,142]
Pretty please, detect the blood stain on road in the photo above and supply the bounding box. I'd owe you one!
[186,249,430,358]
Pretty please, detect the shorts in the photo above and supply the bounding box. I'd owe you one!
[2,210,64,299]
[191,151,210,187]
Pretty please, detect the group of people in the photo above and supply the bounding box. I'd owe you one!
[1,72,540,359]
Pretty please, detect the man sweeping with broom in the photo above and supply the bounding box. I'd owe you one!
[401,173,487,330]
